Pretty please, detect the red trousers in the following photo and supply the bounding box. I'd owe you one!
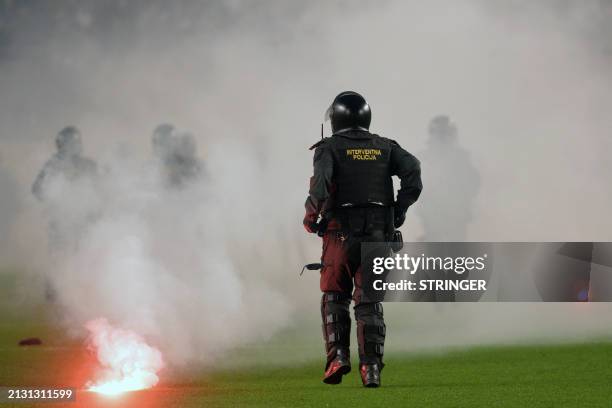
[319,219,389,305]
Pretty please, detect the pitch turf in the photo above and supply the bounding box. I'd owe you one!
[1,273,612,407]
[1,318,612,407]
[191,342,612,408]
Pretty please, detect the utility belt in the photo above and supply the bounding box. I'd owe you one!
[321,205,392,237]
[319,204,402,251]
[301,206,403,276]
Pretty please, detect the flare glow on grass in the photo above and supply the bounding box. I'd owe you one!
[85,318,164,396]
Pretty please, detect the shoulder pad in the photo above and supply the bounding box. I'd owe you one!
[381,137,399,146]
[374,134,401,147]
[309,138,329,150]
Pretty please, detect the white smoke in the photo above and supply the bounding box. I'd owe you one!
[86,318,164,394]
[0,0,612,367]
[40,145,291,365]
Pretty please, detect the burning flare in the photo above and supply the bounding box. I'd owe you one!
[85,318,164,396]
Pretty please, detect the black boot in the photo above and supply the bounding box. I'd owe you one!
[321,292,352,385]
[355,302,386,388]
[360,363,381,387]
[323,349,351,384]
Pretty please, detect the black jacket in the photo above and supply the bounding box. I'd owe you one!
[304,130,422,223]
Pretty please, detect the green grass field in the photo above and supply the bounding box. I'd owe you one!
[2,320,612,407]
[1,272,612,407]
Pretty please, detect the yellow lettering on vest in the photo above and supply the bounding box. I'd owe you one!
[346,149,381,160]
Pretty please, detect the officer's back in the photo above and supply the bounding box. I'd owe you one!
[303,91,422,388]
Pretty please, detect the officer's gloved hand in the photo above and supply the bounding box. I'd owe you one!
[303,213,319,234]
[394,206,407,228]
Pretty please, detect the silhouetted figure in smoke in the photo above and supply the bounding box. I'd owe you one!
[151,123,175,162]
[32,126,99,252]
[152,124,203,188]
[416,116,479,241]
[32,126,98,202]
[32,126,98,301]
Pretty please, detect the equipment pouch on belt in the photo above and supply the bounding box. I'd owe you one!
[316,217,329,237]
[391,230,403,252]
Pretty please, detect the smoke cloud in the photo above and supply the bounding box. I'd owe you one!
[1,0,612,366]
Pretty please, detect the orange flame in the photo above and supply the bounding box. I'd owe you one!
[85,318,164,396]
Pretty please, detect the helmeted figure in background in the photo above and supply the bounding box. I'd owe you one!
[416,115,479,241]
[303,91,422,387]
[151,124,203,188]
[170,131,203,186]
[152,123,176,164]
[32,126,98,202]
[32,126,98,300]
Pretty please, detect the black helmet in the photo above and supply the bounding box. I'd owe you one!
[428,115,457,143]
[152,123,175,157]
[55,126,82,156]
[325,91,371,134]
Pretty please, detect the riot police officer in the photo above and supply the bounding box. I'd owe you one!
[303,91,422,387]
[32,126,98,300]
[32,126,97,201]
[152,123,176,163]
[416,115,479,241]
[151,124,203,188]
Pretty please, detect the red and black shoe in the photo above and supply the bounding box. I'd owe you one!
[360,363,381,388]
[322,350,351,384]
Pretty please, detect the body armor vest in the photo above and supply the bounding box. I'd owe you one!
[328,132,394,207]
